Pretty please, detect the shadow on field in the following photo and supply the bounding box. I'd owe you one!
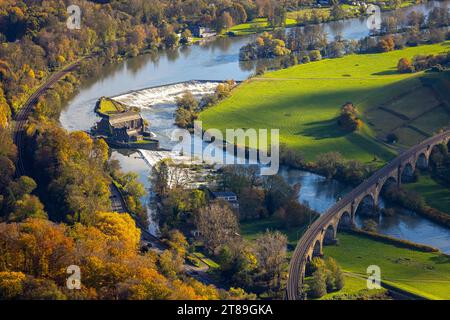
[300,119,347,140]
[429,255,450,265]
[372,69,398,76]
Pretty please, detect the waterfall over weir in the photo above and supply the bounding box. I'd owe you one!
[112,80,220,109]
[110,80,246,167]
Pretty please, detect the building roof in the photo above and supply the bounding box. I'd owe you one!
[212,191,237,198]
[108,111,143,126]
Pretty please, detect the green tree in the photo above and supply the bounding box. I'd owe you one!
[309,50,322,61]
[10,194,47,222]
[309,268,327,298]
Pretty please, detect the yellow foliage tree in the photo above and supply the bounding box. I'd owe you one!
[0,271,26,299]
[93,212,141,256]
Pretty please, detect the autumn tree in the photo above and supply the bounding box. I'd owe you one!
[10,194,47,222]
[397,57,414,73]
[93,211,141,257]
[159,249,185,279]
[0,271,26,299]
[0,216,226,300]
[378,36,395,52]
[308,50,322,61]
[33,126,111,223]
[239,187,266,220]
[0,87,10,128]
[218,241,258,290]
[338,102,362,132]
[175,91,198,128]
[217,12,234,32]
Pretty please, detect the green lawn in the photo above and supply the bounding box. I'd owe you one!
[96,97,127,115]
[306,273,389,300]
[240,216,309,250]
[229,18,297,36]
[382,87,440,120]
[241,216,450,299]
[404,173,450,215]
[324,233,450,300]
[192,252,220,269]
[199,42,450,163]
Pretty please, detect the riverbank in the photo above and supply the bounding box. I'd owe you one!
[102,78,450,254]
[404,173,450,215]
[227,1,420,36]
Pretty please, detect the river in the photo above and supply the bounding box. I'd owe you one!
[60,1,450,253]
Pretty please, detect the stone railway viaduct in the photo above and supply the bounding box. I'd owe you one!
[286,130,450,300]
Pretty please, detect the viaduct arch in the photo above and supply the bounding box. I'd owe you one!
[286,131,450,300]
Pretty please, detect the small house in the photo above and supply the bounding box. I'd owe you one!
[210,191,239,211]
[191,26,217,38]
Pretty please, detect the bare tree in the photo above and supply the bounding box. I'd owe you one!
[196,203,239,254]
[254,230,287,289]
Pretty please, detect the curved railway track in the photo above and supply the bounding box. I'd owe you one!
[13,61,82,177]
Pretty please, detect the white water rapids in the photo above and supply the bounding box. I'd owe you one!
[111,80,249,169]
[113,81,219,109]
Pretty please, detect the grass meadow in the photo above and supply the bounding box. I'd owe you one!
[199,42,450,163]
[324,233,450,300]
[405,173,450,215]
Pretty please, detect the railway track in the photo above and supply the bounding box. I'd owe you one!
[13,61,82,177]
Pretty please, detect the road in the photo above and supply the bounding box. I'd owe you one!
[286,130,450,300]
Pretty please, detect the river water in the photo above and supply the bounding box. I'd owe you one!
[60,1,450,253]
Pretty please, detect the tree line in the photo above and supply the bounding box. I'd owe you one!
[239,7,450,66]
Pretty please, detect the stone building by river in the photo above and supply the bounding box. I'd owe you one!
[96,111,146,143]
[92,97,158,150]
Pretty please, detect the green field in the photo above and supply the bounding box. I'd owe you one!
[240,216,309,250]
[96,97,127,115]
[229,4,379,36]
[324,233,450,300]
[306,273,389,300]
[241,216,450,299]
[404,173,450,215]
[199,42,450,163]
[192,252,220,269]
[229,18,297,36]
